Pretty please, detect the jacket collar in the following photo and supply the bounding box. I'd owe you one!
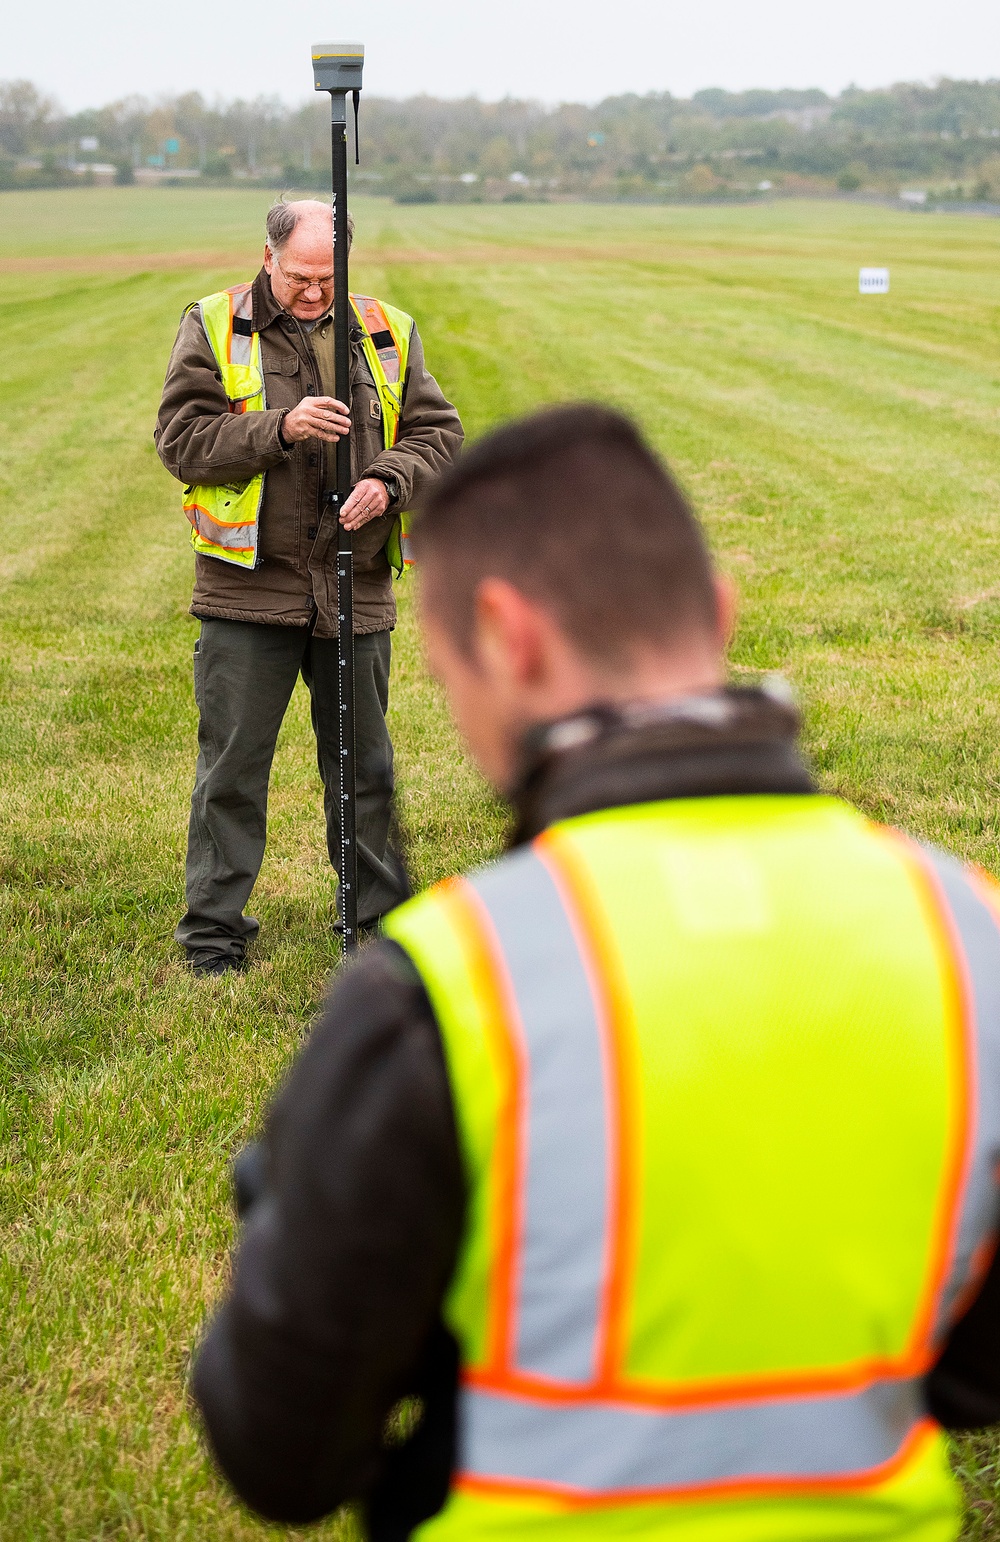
[508,684,815,847]
[250,268,283,331]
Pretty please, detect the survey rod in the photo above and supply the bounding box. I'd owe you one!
[312,40,364,954]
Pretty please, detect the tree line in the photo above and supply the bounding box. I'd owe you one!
[3,76,1000,201]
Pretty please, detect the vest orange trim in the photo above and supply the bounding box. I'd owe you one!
[968,862,1000,928]
[870,829,977,1356]
[351,292,404,396]
[222,282,252,367]
[535,827,642,1389]
[436,879,527,1376]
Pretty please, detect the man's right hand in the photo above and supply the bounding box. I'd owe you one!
[281,396,351,444]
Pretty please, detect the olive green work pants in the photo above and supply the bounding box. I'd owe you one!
[175,618,409,962]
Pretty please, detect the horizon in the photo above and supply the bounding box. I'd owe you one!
[9,72,1000,119]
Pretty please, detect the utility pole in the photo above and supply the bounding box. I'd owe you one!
[312,42,364,954]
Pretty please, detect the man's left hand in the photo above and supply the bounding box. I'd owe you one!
[341,478,391,532]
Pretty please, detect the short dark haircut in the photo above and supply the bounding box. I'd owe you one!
[413,404,717,665]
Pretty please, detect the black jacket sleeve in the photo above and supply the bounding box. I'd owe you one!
[925,1245,1000,1429]
[192,941,465,1526]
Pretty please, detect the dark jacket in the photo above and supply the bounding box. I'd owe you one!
[192,688,1000,1533]
[154,270,463,636]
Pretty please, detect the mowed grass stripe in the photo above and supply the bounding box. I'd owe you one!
[1,188,998,1537]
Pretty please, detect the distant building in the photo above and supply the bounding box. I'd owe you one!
[763,106,834,131]
[72,163,117,186]
[134,167,203,185]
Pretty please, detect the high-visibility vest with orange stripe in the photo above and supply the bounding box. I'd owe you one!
[383,793,1000,1542]
[182,285,413,571]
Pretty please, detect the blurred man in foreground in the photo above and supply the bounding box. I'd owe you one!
[193,405,1000,1541]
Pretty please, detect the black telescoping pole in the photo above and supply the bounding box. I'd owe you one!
[312,42,364,954]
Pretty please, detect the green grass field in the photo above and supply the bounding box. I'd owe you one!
[2,185,1000,1537]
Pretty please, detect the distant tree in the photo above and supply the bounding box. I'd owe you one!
[6,75,1000,200]
[0,79,57,156]
[683,163,718,195]
[480,135,514,179]
[972,154,1000,199]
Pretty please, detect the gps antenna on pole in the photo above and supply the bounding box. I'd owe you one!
[312,40,364,955]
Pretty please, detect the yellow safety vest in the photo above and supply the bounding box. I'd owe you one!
[182,285,414,572]
[385,794,1000,1542]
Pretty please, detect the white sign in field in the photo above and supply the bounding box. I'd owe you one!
[859,267,890,293]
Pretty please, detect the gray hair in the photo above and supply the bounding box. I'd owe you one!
[265,198,354,255]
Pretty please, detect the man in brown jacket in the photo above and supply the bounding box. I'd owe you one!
[156,199,463,975]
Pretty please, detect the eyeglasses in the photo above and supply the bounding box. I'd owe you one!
[273,257,335,293]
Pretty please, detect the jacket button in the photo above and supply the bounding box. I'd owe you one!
[308,454,318,466]
[307,525,318,539]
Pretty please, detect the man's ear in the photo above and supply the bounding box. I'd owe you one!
[474,579,548,686]
[262,244,274,275]
[714,572,738,651]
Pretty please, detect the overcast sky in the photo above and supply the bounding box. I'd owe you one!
[6,0,1000,111]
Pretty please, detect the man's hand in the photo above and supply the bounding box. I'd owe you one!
[340,477,391,532]
[281,396,351,444]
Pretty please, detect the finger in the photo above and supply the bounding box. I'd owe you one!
[312,410,350,431]
[303,399,348,421]
[340,500,375,529]
[313,399,351,424]
[347,480,381,507]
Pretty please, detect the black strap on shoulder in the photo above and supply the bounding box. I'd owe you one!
[232,316,254,337]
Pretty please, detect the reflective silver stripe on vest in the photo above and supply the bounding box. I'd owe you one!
[187,505,256,551]
[230,286,253,366]
[918,846,1000,1328]
[470,850,609,1383]
[459,1378,924,1493]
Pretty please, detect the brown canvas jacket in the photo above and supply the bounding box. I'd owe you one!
[154,269,463,635]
